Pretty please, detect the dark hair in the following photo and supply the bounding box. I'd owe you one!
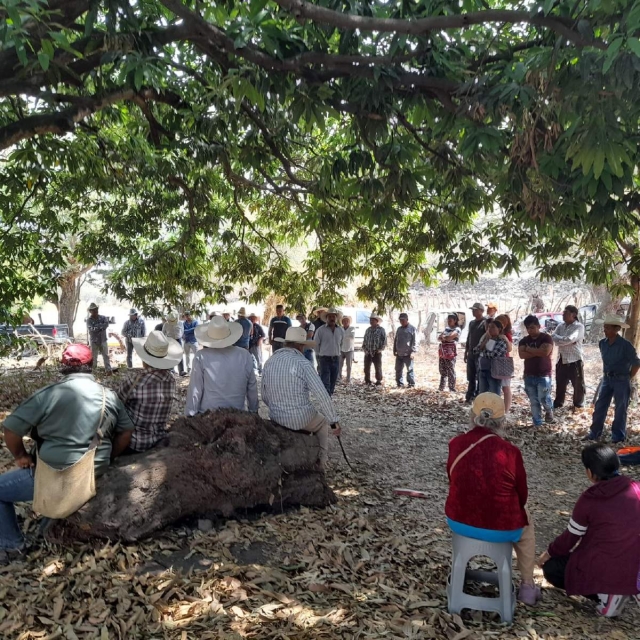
[523,314,540,327]
[60,364,93,376]
[565,305,579,317]
[276,304,284,310]
[447,313,459,326]
[399,313,409,319]
[486,319,503,332]
[581,443,620,480]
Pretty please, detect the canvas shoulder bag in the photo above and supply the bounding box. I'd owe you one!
[449,434,496,477]
[33,387,107,519]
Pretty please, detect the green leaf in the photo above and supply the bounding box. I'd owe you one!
[603,37,623,74]
[134,66,144,91]
[84,3,99,37]
[628,38,640,58]
[37,52,50,71]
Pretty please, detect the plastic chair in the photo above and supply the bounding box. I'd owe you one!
[446,532,516,623]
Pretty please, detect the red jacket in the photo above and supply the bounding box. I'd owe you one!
[445,427,528,530]
[548,475,640,595]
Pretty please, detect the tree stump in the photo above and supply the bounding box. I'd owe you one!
[47,410,336,543]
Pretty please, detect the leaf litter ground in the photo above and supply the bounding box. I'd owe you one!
[0,345,639,639]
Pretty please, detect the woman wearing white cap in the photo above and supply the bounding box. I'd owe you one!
[185,317,258,416]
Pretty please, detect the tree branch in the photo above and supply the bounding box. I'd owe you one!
[273,0,606,50]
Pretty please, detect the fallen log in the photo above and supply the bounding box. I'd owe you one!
[47,410,336,543]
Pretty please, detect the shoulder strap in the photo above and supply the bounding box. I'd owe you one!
[449,434,496,477]
[88,387,107,452]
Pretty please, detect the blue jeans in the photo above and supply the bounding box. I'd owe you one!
[303,349,314,363]
[318,356,340,396]
[590,376,631,442]
[524,375,553,426]
[0,468,35,550]
[479,369,502,395]
[395,355,415,386]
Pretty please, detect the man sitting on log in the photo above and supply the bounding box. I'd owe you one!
[0,344,134,562]
[117,331,183,453]
[262,326,341,468]
[186,316,258,415]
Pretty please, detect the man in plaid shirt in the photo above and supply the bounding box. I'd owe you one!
[122,308,146,369]
[117,331,182,452]
[362,315,387,385]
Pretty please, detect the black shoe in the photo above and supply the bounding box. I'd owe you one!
[408,384,415,388]
[581,433,597,442]
[375,381,383,386]
[397,383,405,388]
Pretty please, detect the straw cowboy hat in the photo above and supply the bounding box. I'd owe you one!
[319,307,343,323]
[237,307,247,317]
[88,302,99,311]
[486,301,498,310]
[472,392,505,419]
[166,311,179,323]
[248,311,259,319]
[312,307,328,317]
[275,326,316,347]
[596,315,630,329]
[370,313,383,321]
[132,331,183,370]
[195,315,243,348]
[128,308,139,316]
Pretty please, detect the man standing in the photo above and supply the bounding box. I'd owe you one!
[182,311,199,374]
[296,313,316,363]
[162,311,186,376]
[363,314,387,386]
[248,312,265,375]
[486,302,498,320]
[584,316,640,444]
[118,331,182,452]
[464,303,486,403]
[315,308,345,396]
[393,312,417,388]
[311,307,327,332]
[339,315,356,383]
[87,302,113,375]
[186,316,258,415]
[552,305,586,410]
[234,307,253,350]
[268,305,292,352]
[518,315,555,427]
[262,326,341,468]
[122,308,146,369]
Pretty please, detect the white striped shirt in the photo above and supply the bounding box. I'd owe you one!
[261,347,339,430]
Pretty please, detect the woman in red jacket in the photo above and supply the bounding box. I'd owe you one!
[446,392,541,605]
[538,444,640,617]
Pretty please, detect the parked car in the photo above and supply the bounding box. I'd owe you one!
[0,323,70,344]
[339,307,388,350]
[512,312,563,344]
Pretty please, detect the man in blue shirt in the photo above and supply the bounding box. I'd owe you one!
[268,305,292,351]
[584,316,640,444]
[183,311,199,373]
[234,307,253,350]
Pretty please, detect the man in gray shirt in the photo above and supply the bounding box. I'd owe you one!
[86,302,112,374]
[315,308,345,396]
[393,313,417,387]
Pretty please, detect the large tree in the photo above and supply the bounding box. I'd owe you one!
[1,1,640,340]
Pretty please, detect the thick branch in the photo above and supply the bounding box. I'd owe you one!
[273,0,606,50]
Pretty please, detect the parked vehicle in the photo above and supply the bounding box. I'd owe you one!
[339,307,388,350]
[424,310,467,345]
[0,323,70,345]
[512,312,563,344]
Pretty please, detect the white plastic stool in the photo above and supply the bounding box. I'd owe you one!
[446,532,516,623]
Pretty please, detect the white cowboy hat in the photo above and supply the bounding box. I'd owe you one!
[319,307,343,323]
[132,331,183,370]
[195,316,243,348]
[595,315,630,329]
[275,326,316,346]
[128,308,139,316]
[88,302,99,311]
[370,314,383,321]
[237,307,247,317]
[166,311,179,323]
[312,306,328,316]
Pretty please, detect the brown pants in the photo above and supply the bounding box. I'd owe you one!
[303,412,330,466]
[513,510,536,583]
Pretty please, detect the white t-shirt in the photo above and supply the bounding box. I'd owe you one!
[341,326,356,352]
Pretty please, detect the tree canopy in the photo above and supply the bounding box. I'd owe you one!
[1,0,639,328]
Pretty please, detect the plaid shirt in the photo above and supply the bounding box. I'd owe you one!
[122,317,146,340]
[362,326,387,355]
[262,347,338,430]
[552,321,584,364]
[117,369,176,452]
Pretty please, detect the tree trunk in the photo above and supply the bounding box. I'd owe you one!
[57,263,91,337]
[47,410,337,544]
[625,274,640,350]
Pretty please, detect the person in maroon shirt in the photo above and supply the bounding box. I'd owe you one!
[445,392,541,605]
[538,444,640,617]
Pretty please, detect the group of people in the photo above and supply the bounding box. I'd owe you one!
[447,391,640,617]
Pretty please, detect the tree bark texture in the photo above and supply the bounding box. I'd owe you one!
[47,410,337,543]
[625,274,640,350]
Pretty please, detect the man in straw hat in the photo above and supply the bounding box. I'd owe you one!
[234,307,253,350]
[162,311,186,376]
[362,314,387,386]
[315,308,345,396]
[186,316,258,416]
[262,327,341,468]
[117,331,182,453]
[86,302,113,375]
[583,315,640,444]
[122,308,147,369]
[0,344,134,561]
